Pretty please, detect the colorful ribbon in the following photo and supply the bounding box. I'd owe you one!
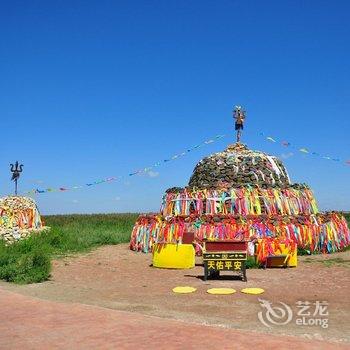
[161,186,319,217]
[130,213,350,262]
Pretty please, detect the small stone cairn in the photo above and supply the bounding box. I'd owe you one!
[0,196,49,244]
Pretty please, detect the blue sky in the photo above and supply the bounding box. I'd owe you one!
[1,0,349,214]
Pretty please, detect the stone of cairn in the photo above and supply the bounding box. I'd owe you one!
[188,143,291,189]
[130,109,350,263]
[0,196,48,244]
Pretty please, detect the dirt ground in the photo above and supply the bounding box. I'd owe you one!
[1,244,349,346]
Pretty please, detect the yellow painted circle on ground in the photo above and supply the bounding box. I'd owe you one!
[172,286,197,294]
[241,288,265,295]
[207,288,236,295]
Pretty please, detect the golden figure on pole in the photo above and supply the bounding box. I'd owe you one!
[233,105,246,143]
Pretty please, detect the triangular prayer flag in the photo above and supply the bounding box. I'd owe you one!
[106,177,116,182]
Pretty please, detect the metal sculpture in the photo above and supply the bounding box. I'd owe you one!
[233,105,246,143]
[10,161,23,195]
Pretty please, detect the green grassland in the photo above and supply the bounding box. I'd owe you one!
[0,213,138,284]
[0,213,349,284]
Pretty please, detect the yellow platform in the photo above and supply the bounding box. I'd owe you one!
[274,242,297,267]
[256,240,297,267]
[267,242,297,267]
[152,243,195,269]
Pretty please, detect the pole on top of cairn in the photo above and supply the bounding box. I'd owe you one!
[10,161,23,195]
[233,105,246,143]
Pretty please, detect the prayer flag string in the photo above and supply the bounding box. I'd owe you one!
[24,131,348,196]
[24,134,227,195]
[261,132,349,166]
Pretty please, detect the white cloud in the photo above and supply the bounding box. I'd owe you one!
[281,152,294,159]
[114,196,121,201]
[147,171,159,178]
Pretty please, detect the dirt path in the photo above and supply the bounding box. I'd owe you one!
[1,244,349,347]
[2,288,348,350]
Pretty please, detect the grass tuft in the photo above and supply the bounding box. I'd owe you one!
[0,213,138,284]
[246,256,260,269]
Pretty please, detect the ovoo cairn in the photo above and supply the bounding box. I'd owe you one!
[0,196,48,244]
[130,108,350,263]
